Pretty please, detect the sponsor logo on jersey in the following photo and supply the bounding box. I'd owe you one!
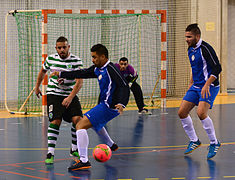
[49,104,53,112]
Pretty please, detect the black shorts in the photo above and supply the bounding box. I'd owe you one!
[47,94,83,123]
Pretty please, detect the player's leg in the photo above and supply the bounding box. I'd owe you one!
[178,87,201,154]
[70,116,82,157]
[46,119,61,164]
[96,127,118,151]
[65,96,83,157]
[68,103,119,170]
[198,86,221,159]
[130,82,151,114]
[68,116,92,171]
[45,95,65,164]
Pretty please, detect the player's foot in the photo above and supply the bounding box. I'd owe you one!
[109,143,118,151]
[207,141,221,159]
[70,148,80,158]
[184,139,201,154]
[45,153,54,164]
[138,108,152,115]
[68,159,91,171]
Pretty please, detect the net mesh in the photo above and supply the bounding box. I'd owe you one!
[5,11,161,112]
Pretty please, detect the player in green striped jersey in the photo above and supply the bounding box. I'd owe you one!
[35,36,83,164]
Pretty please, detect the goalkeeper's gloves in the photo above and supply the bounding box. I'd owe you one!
[126,74,138,83]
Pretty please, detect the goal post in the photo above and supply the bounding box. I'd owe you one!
[5,9,166,115]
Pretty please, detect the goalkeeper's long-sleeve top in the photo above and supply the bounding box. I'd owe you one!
[59,60,130,109]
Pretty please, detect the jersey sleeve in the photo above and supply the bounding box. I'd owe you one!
[60,65,97,79]
[42,57,50,71]
[201,44,222,79]
[107,64,130,107]
[128,64,137,77]
[74,56,83,70]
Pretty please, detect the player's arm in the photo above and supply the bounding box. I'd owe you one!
[201,44,222,98]
[60,65,96,79]
[202,44,222,80]
[125,64,138,83]
[35,67,47,98]
[62,78,83,108]
[107,64,130,111]
[50,65,97,79]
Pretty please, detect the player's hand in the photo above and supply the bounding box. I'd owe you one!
[115,104,124,114]
[57,78,64,85]
[35,87,42,98]
[201,85,210,99]
[62,96,73,108]
[49,71,60,78]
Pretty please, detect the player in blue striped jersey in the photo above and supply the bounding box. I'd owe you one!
[51,44,130,170]
[178,24,222,159]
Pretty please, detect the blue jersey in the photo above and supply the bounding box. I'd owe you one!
[188,39,222,88]
[60,60,130,109]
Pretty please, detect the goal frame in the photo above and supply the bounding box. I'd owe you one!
[5,9,167,115]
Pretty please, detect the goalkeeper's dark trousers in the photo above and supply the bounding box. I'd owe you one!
[130,81,145,111]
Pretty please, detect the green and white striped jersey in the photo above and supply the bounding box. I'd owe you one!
[43,53,83,96]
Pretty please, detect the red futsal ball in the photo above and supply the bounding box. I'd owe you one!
[93,144,112,162]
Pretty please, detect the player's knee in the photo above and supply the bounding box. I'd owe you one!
[51,119,62,126]
[75,116,92,130]
[178,109,188,119]
[75,121,85,130]
[197,109,207,120]
[72,116,82,125]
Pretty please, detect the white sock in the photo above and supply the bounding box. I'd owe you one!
[96,127,114,147]
[201,116,218,144]
[181,115,198,142]
[76,129,89,163]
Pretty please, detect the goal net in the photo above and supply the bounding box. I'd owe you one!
[5,10,162,114]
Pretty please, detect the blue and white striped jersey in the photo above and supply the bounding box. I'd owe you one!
[188,39,222,88]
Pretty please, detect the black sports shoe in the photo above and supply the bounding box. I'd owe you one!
[138,108,152,115]
[110,143,119,151]
[68,160,91,171]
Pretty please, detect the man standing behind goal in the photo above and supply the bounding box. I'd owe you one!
[35,36,84,164]
[178,24,222,159]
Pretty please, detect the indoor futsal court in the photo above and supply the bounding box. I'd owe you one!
[1,0,235,180]
[0,96,235,179]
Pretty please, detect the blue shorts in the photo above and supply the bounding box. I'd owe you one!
[84,103,120,132]
[183,85,219,109]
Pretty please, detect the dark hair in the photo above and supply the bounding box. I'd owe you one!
[91,44,109,59]
[119,57,128,62]
[185,23,201,35]
[56,36,68,43]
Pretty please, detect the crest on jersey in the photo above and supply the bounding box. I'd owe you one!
[67,64,72,69]
[49,112,53,119]
[191,55,195,61]
[98,74,102,80]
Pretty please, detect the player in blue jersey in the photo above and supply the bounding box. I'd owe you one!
[51,44,130,170]
[178,24,222,159]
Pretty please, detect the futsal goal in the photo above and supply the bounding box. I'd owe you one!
[5,9,166,115]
